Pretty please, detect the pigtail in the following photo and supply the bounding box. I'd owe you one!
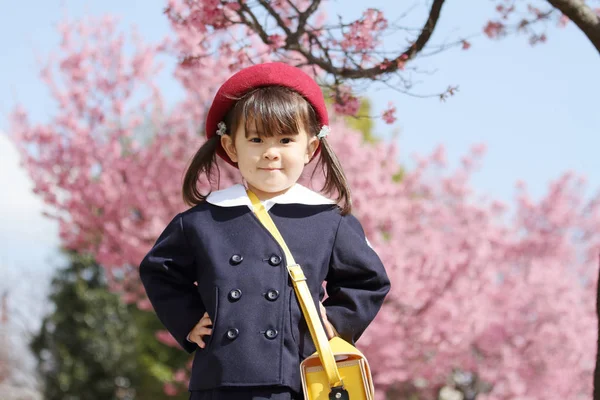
[314,138,352,215]
[182,135,221,206]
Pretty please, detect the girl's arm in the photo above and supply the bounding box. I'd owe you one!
[323,213,391,344]
[139,213,206,353]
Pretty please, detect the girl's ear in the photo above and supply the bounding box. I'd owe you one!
[305,136,319,163]
[221,134,238,163]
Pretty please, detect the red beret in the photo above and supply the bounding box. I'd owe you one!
[205,62,329,166]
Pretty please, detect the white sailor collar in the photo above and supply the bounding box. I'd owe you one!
[206,183,334,211]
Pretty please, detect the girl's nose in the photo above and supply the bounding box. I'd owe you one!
[263,147,280,160]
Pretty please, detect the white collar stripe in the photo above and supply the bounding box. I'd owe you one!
[206,184,334,211]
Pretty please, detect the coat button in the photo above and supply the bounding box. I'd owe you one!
[268,255,282,266]
[230,254,243,265]
[226,328,239,340]
[265,289,279,301]
[228,289,242,302]
[265,329,278,339]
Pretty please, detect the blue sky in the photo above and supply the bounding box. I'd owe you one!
[0,1,598,327]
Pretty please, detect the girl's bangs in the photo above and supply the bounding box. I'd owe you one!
[240,87,310,138]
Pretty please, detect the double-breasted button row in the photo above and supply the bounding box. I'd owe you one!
[228,289,279,301]
[225,328,278,340]
[230,254,282,266]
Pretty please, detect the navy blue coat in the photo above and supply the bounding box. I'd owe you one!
[139,200,390,393]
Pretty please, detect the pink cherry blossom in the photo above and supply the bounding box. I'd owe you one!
[331,85,360,116]
[381,102,397,124]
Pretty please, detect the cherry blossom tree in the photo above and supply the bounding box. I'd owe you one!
[7,5,600,400]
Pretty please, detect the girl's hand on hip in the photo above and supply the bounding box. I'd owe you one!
[319,302,337,340]
[188,312,212,348]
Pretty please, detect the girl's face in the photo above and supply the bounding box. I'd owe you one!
[221,118,319,200]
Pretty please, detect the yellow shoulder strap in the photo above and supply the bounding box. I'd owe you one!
[247,190,343,389]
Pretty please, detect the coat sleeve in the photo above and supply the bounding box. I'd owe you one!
[139,213,205,353]
[323,213,391,344]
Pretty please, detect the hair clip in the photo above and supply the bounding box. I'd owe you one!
[317,125,330,140]
[216,121,227,136]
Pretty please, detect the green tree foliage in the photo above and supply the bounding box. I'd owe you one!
[29,251,190,400]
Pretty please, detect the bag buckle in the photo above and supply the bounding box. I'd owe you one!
[329,386,349,400]
[287,265,306,282]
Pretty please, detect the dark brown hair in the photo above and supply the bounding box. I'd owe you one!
[182,86,352,214]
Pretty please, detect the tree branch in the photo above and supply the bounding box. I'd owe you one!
[225,0,447,82]
[297,0,447,80]
[257,0,294,37]
[293,0,322,40]
[236,0,272,44]
[398,0,447,62]
[547,0,600,54]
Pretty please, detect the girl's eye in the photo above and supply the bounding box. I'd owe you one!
[249,137,262,143]
[280,138,293,144]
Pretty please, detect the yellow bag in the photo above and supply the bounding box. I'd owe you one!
[249,191,375,400]
[301,336,374,400]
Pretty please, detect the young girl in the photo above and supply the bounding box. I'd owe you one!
[139,62,390,400]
